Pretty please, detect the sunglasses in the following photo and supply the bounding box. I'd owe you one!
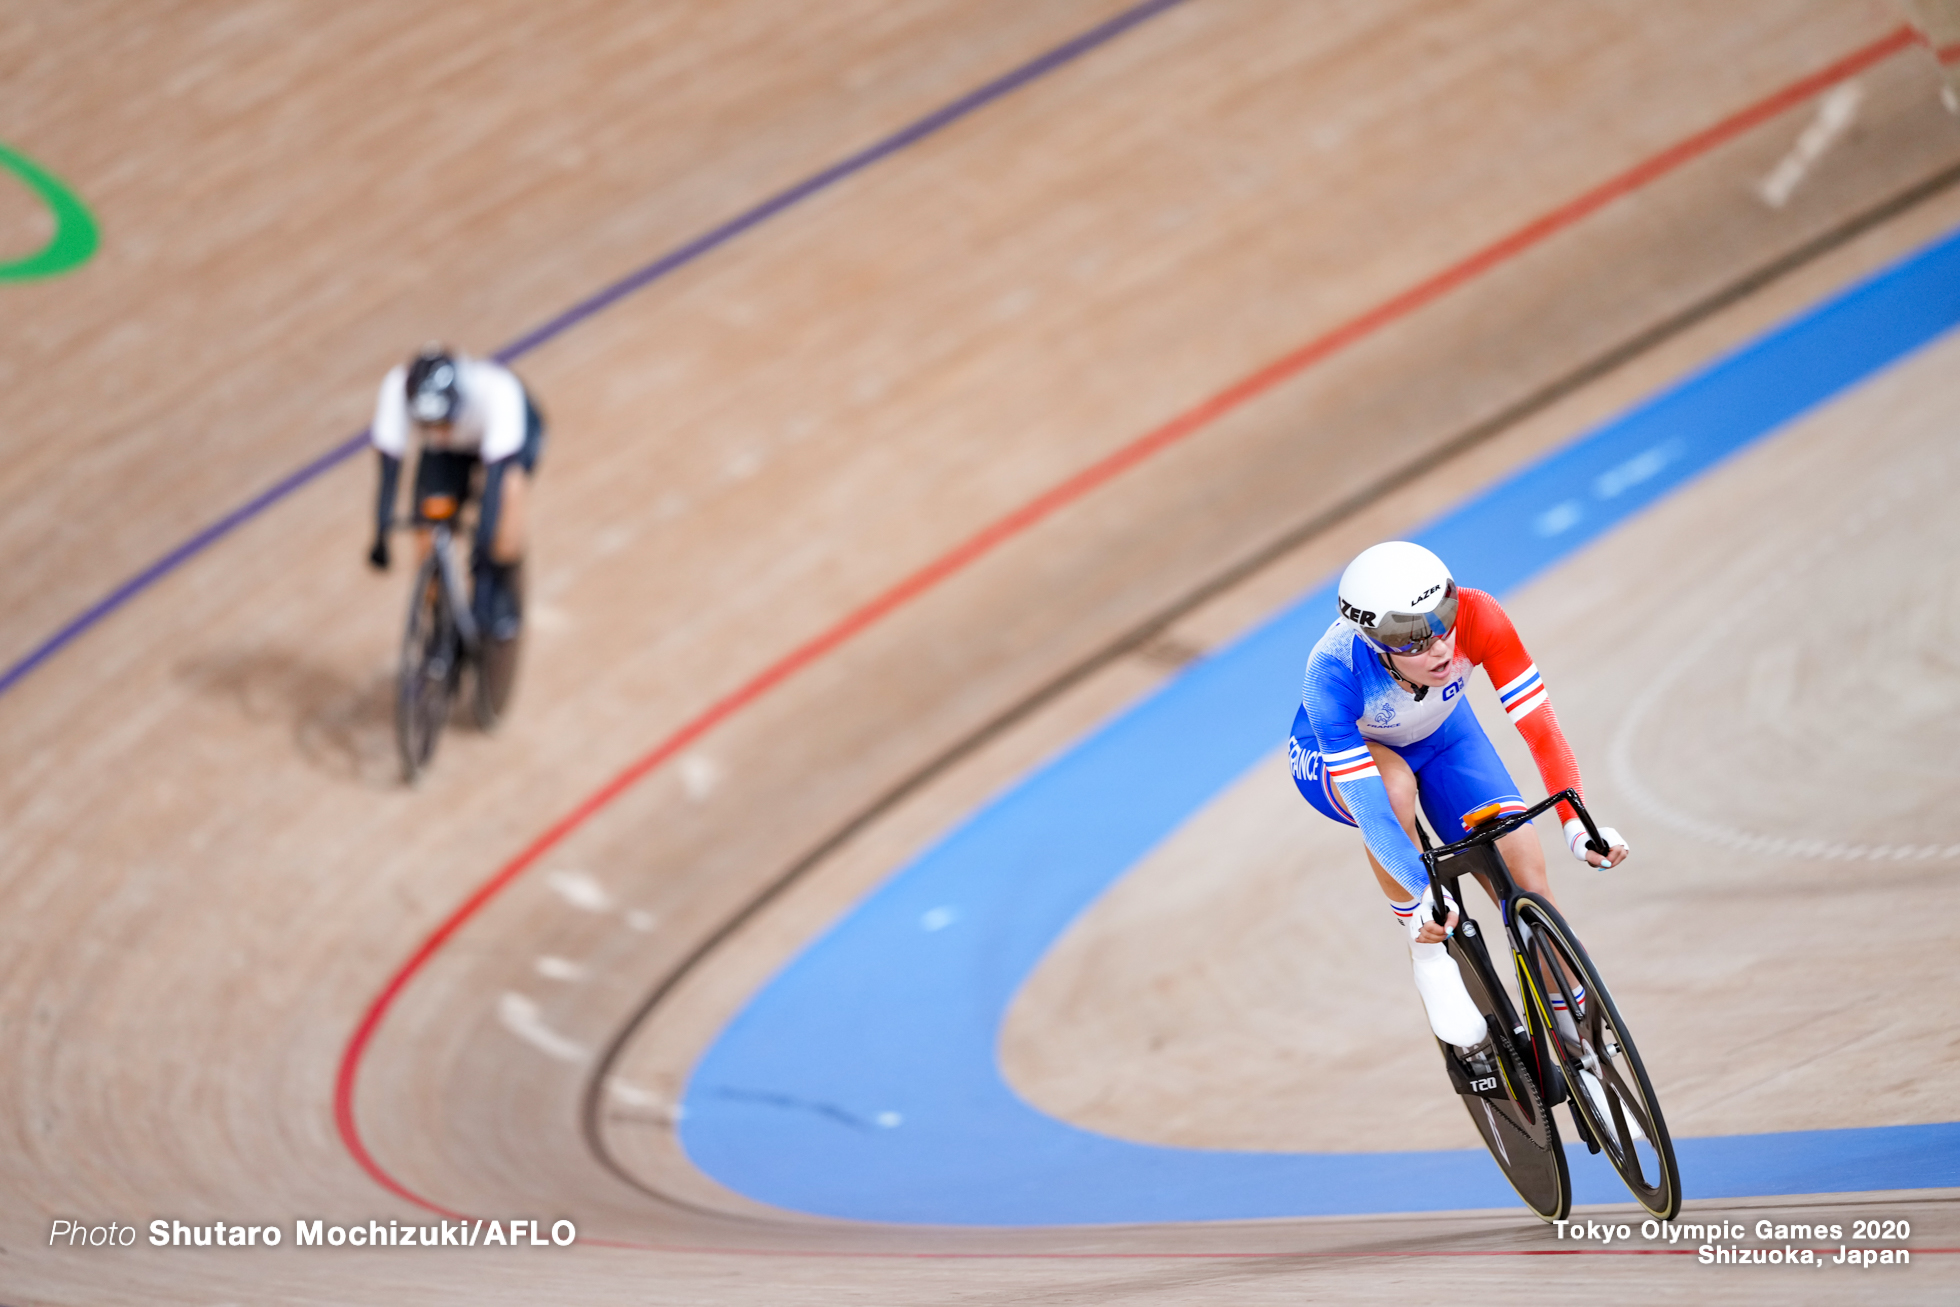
[1364,586,1458,656]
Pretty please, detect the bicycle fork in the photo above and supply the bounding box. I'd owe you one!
[1509,945,1573,1112]
[1513,919,1621,1158]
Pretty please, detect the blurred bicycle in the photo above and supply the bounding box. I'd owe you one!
[391,491,522,783]
[364,345,545,782]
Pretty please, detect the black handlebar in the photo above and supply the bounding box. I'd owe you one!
[1419,789,1607,928]
[1420,788,1608,879]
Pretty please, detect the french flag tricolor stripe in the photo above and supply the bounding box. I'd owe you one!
[1328,757,1379,782]
[1505,686,1549,722]
[1322,743,1372,765]
[1322,771,1355,822]
[1496,664,1543,705]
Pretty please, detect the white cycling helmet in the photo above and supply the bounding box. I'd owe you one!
[1338,541,1458,654]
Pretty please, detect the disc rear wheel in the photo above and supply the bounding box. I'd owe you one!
[1447,933,1570,1222]
[471,563,523,731]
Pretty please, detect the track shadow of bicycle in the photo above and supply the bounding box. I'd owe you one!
[175,647,483,787]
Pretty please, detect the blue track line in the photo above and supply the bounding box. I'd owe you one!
[678,222,1960,1224]
[0,0,1186,702]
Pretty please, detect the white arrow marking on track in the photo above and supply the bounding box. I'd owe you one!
[535,955,588,982]
[546,869,614,913]
[498,992,588,1062]
[1759,81,1861,209]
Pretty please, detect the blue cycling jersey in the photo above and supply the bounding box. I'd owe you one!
[1289,589,1583,898]
[1293,619,1464,894]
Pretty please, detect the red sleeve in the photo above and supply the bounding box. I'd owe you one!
[1455,588,1582,822]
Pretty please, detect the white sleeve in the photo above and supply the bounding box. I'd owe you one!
[474,364,528,463]
[372,366,409,458]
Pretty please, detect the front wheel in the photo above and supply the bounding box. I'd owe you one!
[396,551,458,783]
[1513,893,1681,1220]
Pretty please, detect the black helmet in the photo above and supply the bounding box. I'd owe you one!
[405,345,461,424]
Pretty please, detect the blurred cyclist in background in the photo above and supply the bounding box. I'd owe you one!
[1288,541,1628,1058]
[366,345,544,642]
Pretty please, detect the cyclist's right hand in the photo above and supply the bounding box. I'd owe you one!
[1410,882,1460,944]
[368,537,391,571]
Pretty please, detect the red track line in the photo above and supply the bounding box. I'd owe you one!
[333,26,1918,1221]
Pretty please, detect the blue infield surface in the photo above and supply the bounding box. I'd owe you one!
[679,224,1960,1224]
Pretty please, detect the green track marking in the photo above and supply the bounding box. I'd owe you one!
[0,142,97,281]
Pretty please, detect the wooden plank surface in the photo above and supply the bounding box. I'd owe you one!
[3,1,1956,1302]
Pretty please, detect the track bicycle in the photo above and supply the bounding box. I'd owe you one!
[393,492,522,783]
[1418,790,1681,1222]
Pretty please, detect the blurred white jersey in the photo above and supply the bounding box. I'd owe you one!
[371,355,528,462]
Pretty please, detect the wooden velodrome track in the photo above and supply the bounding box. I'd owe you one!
[4,1,1958,1301]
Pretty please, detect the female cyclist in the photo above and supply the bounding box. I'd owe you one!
[1288,541,1628,1051]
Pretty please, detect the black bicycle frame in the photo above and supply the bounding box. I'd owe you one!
[1418,789,1607,1108]
[428,522,480,653]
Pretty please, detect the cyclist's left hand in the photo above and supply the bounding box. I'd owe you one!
[1564,818,1629,868]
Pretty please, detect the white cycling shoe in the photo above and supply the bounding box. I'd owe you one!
[1410,942,1489,1049]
